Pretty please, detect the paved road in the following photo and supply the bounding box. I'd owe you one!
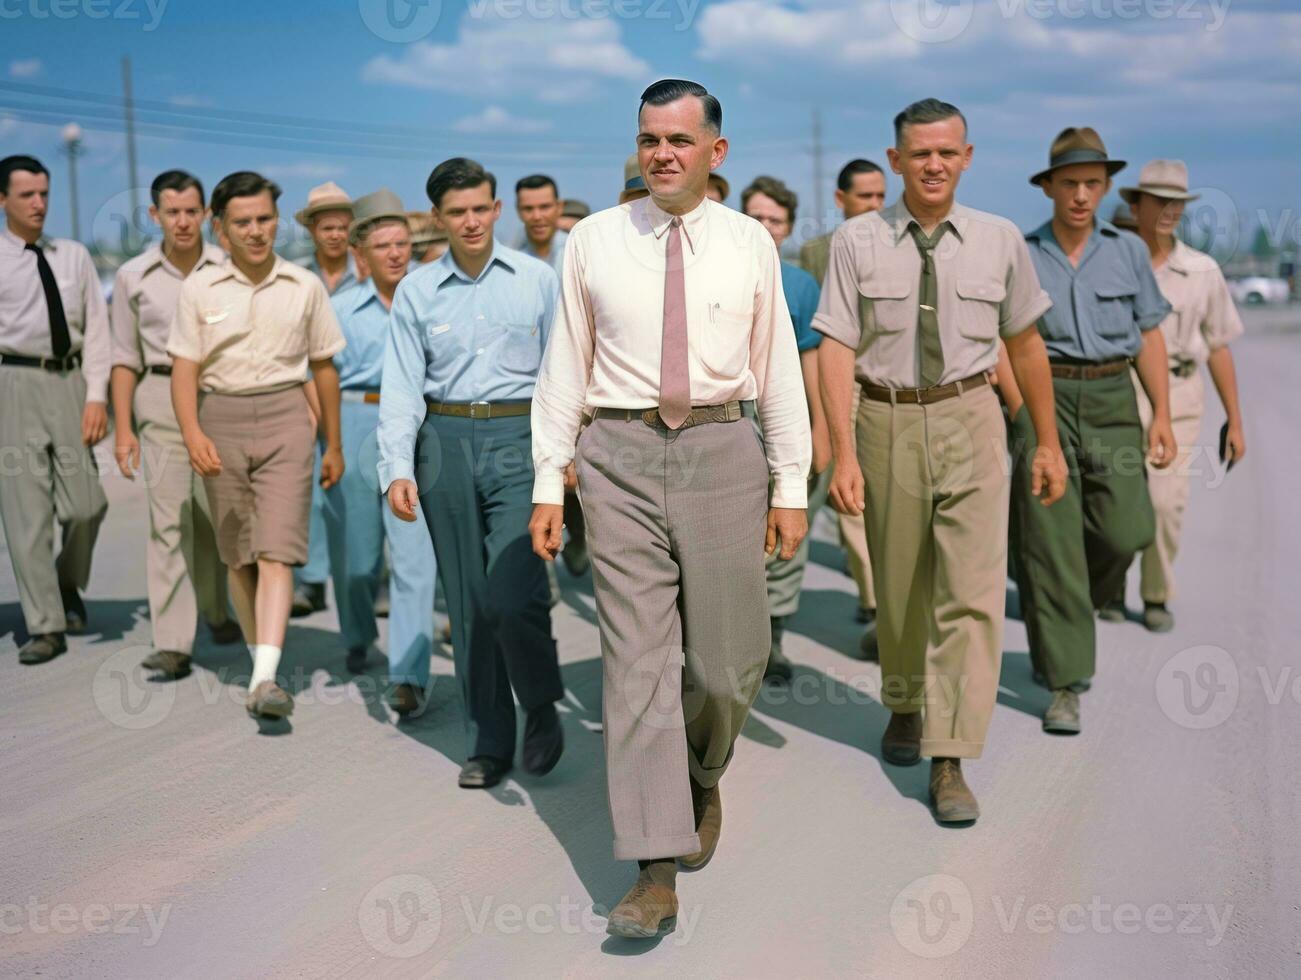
[2,306,1297,979]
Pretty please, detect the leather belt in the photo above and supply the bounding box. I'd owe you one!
[860,371,988,406]
[591,400,751,430]
[1170,360,1198,379]
[342,390,381,404]
[1049,358,1129,380]
[425,398,530,419]
[146,364,172,377]
[0,352,82,372]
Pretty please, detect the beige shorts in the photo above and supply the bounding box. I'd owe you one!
[198,387,316,569]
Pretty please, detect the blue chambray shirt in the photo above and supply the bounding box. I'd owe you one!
[1024,219,1170,361]
[517,228,568,278]
[299,251,360,297]
[329,279,389,391]
[376,241,560,490]
[781,260,822,352]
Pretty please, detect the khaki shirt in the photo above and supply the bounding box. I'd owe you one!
[110,243,226,371]
[798,232,832,286]
[813,200,1051,388]
[167,256,346,395]
[1154,240,1242,366]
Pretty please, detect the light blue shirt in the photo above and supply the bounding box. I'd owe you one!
[330,279,389,391]
[516,228,567,277]
[299,251,359,297]
[376,241,559,490]
[1024,219,1170,362]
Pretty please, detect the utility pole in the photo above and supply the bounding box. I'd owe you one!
[121,56,141,245]
[61,123,84,242]
[811,108,825,236]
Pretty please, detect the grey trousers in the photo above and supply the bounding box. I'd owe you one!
[0,364,107,635]
[577,411,770,861]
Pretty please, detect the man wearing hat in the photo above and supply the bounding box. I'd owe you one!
[818,99,1065,825]
[321,189,438,712]
[1015,128,1176,734]
[557,199,589,232]
[1120,160,1245,633]
[292,181,359,618]
[618,153,649,204]
[1110,202,1139,233]
[408,211,448,265]
[379,157,565,790]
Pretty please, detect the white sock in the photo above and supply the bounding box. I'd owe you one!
[249,644,283,689]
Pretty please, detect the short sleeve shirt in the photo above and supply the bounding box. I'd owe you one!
[110,243,226,372]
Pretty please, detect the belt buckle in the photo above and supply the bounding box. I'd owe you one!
[640,408,662,428]
[469,400,491,419]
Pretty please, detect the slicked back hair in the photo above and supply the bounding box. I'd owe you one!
[427,157,497,210]
[515,174,558,198]
[150,169,205,207]
[639,78,722,134]
[0,155,49,195]
[893,98,967,147]
[210,171,280,220]
[836,159,884,193]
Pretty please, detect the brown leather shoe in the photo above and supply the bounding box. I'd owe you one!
[606,878,678,938]
[387,683,425,717]
[246,681,294,718]
[678,779,722,870]
[929,758,979,823]
[18,633,67,665]
[1043,688,1081,734]
[141,649,192,678]
[881,710,922,766]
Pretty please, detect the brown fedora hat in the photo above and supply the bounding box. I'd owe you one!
[1030,127,1126,186]
[1119,159,1200,204]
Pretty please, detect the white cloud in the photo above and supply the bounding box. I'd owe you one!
[260,162,347,179]
[453,105,552,134]
[9,58,43,79]
[361,12,649,103]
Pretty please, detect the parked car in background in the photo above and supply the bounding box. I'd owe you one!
[1227,276,1290,305]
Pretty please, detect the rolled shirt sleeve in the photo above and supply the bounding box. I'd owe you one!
[1000,235,1053,339]
[811,225,864,351]
[1202,266,1244,351]
[531,231,595,506]
[376,278,431,492]
[109,265,143,372]
[305,279,346,361]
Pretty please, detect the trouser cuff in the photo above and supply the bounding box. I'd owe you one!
[613,832,701,862]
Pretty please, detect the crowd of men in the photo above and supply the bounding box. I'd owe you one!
[0,79,1246,940]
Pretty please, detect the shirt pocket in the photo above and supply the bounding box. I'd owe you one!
[1093,274,1139,339]
[699,303,751,378]
[855,277,912,337]
[497,320,543,375]
[954,277,1006,341]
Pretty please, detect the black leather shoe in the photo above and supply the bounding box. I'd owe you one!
[855,620,879,662]
[207,618,244,645]
[19,633,67,665]
[856,606,876,625]
[765,616,793,682]
[522,703,564,776]
[345,646,369,673]
[881,710,923,766]
[290,582,326,618]
[458,756,512,789]
[61,589,87,635]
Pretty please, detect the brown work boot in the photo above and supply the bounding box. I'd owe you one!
[141,649,192,678]
[606,877,678,938]
[929,758,980,824]
[387,682,425,718]
[18,633,67,665]
[1043,688,1081,734]
[246,680,294,719]
[678,778,722,870]
[881,710,922,766]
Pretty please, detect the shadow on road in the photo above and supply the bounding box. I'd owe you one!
[0,597,147,647]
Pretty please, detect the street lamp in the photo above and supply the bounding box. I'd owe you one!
[61,122,83,242]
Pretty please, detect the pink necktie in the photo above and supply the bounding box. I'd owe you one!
[659,218,690,429]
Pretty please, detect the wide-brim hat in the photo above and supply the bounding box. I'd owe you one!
[1110,202,1138,231]
[407,211,448,245]
[295,181,354,226]
[348,188,407,245]
[1119,159,1200,204]
[623,153,646,192]
[1030,127,1126,186]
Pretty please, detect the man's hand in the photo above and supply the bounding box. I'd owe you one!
[82,401,108,446]
[563,462,578,493]
[182,427,222,476]
[827,457,865,517]
[765,507,808,561]
[320,444,344,489]
[529,503,565,561]
[1223,421,1246,465]
[1030,443,1068,507]
[1147,416,1177,469]
[387,479,419,522]
[114,430,140,479]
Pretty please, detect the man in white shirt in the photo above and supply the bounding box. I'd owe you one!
[529,79,811,939]
[0,155,110,665]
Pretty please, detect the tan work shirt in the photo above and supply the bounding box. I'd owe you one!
[167,256,345,394]
[813,200,1052,388]
[1153,240,1243,366]
[110,243,226,371]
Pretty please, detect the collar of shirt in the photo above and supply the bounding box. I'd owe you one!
[1026,217,1121,273]
[431,240,518,287]
[348,275,386,314]
[885,198,968,245]
[642,194,707,254]
[518,227,567,256]
[141,242,225,279]
[210,254,298,290]
[1163,239,1194,277]
[0,226,55,252]
[306,250,356,279]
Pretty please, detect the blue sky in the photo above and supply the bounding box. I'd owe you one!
[2,0,1298,259]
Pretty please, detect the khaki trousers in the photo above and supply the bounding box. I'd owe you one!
[855,385,1007,759]
[1134,369,1206,605]
[837,389,876,610]
[0,364,107,635]
[134,373,229,653]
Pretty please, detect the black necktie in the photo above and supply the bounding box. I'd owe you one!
[26,242,71,359]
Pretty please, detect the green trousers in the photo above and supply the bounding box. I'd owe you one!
[1009,371,1155,689]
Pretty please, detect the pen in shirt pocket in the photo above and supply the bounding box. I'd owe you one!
[708,301,719,324]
